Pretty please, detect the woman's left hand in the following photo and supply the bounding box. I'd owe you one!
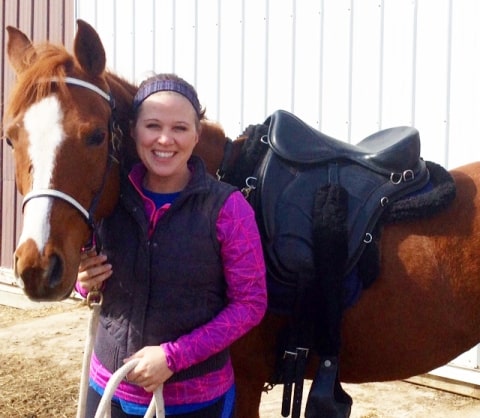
[124,346,173,393]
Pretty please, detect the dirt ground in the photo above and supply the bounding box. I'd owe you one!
[0,302,479,418]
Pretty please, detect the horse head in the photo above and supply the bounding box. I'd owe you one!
[3,20,126,301]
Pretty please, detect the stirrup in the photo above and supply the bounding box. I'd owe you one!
[305,357,352,418]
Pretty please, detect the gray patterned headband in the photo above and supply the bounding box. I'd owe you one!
[132,79,201,116]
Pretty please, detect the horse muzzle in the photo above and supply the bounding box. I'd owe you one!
[14,239,72,301]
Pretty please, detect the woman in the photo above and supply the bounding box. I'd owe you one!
[76,73,267,417]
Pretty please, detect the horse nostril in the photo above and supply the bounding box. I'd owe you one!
[47,254,64,288]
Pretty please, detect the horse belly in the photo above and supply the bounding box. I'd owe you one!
[338,223,477,383]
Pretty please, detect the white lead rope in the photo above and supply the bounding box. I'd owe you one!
[94,359,164,418]
[77,292,165,418]
[76,300,102,418]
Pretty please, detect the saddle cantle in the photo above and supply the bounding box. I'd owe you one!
[250,110,430,294]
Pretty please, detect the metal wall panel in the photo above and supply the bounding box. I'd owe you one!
[0,0,75,269]
[75,0,480,171]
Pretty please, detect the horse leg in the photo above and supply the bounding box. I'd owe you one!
[231,314,283,417]
[234,374,265,418]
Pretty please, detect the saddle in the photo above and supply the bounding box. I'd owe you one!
[252,109,430,289]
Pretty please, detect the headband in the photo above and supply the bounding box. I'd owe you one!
[132,79,201,116]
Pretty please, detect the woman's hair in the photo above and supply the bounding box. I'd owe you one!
[132,73,206,122]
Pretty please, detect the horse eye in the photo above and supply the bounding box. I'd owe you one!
[5,137,13,148]
[87,129,107,146]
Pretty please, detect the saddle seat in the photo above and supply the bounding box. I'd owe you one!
[268,109,421,175]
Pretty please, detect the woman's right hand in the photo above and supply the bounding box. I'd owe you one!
[77,248,112,293]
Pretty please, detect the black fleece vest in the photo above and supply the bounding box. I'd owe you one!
[94,157,236,382]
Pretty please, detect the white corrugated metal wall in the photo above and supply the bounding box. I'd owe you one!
[76,0,480,170]
[75,0,480,386]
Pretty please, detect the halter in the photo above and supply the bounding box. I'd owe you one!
[215,137,234,180]
[22,77,119,242]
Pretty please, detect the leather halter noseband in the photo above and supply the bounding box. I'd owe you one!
[22,77,117,234]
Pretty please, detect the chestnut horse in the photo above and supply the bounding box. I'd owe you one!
[4,20,480,417]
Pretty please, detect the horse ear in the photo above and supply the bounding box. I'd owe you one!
[74,19,106,77]
[6,26,36,74]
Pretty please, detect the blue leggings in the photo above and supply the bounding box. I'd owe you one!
[85,386,235,418]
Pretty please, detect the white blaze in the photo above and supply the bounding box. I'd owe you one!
[17,96,64,252]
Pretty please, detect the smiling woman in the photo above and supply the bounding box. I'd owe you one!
[74,68,267,417]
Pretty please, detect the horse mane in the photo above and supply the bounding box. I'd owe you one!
[5,43,73,120]
[223,122,270,188]
[104,71,140,170]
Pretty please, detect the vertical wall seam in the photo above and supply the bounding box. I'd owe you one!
[193,0,198,87]
[0,0,5,251]
[151,0,156,80]
[347,0,354,141]
[318,0,324,130]
[46,0,50,39]
[378,0,385,129]
[444,0,453,167]
[131,1,137,80]
[240,0,245,131]
[411,0,418,126]
[30,0,34,37]
[113,1,118,76]
[291,0,296,113]
[172,0,176,73]
[264,0,269,117]
[216,0,221,121]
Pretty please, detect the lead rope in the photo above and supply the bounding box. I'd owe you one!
[94,359,164,418]
[76,290,165,418]
[77,290,103,418]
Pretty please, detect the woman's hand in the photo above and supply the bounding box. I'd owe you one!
[124,346,174,393]
[76,248,112,293]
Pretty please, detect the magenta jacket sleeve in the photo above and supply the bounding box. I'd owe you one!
[161,190,267,373]
[74,279,88,298]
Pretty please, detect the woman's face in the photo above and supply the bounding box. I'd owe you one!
[131,91,199,193]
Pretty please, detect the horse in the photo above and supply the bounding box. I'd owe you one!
[4,20,480,418]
